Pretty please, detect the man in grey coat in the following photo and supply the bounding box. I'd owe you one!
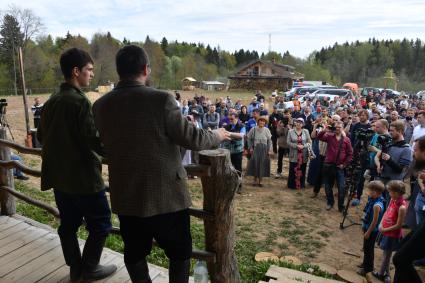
[93,45,230,283]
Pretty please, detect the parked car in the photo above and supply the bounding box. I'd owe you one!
[416,90,425,100]
[361,87,381,96]
[312,88,353,98]
[285,86,321,101]
[283,94,340,109]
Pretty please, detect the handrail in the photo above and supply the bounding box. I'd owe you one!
[0,160,41,177]
[0,139,42,156]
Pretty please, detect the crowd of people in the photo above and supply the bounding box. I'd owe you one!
[34,43,425,283]
[177,88,425,283]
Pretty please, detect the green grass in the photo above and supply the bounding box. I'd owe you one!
[13,181,334,282]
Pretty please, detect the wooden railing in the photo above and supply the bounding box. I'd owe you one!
[0,127,241,282]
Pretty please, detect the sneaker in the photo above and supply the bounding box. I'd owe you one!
[351,199,360,206]
[275,173,283,179]
[326,204,333,211]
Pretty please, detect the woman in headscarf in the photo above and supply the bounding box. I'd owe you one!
[287,118,312,189]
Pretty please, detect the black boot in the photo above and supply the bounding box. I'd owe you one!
[59,233,82,282]
[126,259,152,283]
[81,235,117,281]
[169,259,190,283]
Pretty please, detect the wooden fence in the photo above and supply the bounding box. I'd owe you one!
[0,127,241,282]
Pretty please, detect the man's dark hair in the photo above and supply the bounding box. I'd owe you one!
[116,45,150,80]
[60,48,94,79]
[252,108,260,113]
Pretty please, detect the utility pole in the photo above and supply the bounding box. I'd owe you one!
[268,34,272,53]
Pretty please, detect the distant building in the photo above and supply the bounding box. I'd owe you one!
[201,81,225,91]
[228,59,304,91]
[181,77,198,90]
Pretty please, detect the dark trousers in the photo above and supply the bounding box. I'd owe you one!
[323,164,345,209]
[313,155,325,193]
[119,209,192,264]
[393,222,425,283]
[54,189,112,239]
[272,135,278,154]
[363,230,379,273]
[355,166,367,199]
[277,147,288,174]
[230,152,243,173]
[54,189,112,266]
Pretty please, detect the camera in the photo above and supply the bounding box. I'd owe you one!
[328,124,336,132]
[281,117,289,127]
[406,116,413,121]
[377,134,392,151]
[0,99,7,107]
[354,128,375,142]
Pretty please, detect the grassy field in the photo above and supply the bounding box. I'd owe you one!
[3,90,370,282]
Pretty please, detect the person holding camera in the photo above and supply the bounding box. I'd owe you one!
[375,121,412,203]
[317,121,353,211]
[404,108,417,144]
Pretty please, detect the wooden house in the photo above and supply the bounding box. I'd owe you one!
[228,59,303,91]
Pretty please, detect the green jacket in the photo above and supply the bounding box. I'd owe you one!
[37,83,104,194]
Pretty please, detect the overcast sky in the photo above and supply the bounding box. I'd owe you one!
[3,0,425,58]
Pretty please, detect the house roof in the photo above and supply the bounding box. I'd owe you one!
[229,59,301,79]
[202,81,225,85]
[181,77,197,82]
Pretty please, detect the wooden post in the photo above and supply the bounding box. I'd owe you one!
[199,148,240,283]
[0,127,15,215]
[18,47,32,148]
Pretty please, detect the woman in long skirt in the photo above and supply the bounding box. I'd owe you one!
[246,116,272,187]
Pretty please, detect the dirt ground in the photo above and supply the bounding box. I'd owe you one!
[3,91,393,277]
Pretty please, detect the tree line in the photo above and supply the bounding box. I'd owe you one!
[0,6,424,94]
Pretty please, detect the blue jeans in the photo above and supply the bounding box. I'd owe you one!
[415,191,425,226]
[323,164,346,209]
[11,154,24,177]
[54,189,112,238]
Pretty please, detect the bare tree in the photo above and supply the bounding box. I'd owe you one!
[6,5,44,49]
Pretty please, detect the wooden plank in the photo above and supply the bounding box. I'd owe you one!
[265,265,344,283]
[2,245,63,282]
[0,216,22,231]
[0,221,30,240]
[0,215,11,224]
[98,253,128,283]
[0,233,60,277]
[152,272,169,283]
[0,225,49,257]
[28,243,84,283]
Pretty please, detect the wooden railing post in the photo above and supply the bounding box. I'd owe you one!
[199,148,240,283]
[0,127,15,215]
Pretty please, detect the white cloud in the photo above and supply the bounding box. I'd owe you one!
[2,0,424,57]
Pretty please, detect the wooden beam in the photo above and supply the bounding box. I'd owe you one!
[109,227,216,262]
[0,186,59,218]
[188,208,214,221]
[0,139,42,156]
[0,160,41,177]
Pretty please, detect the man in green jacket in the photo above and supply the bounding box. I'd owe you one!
[37,48,116,282]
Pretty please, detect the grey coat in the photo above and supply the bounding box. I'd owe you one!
[287,129,312,163]
[93,81,220,217]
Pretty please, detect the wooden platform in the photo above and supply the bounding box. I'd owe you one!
[262,265,345,283]
[0,215,174,283]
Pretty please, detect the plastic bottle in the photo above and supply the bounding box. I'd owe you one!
[193,260,208,283]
